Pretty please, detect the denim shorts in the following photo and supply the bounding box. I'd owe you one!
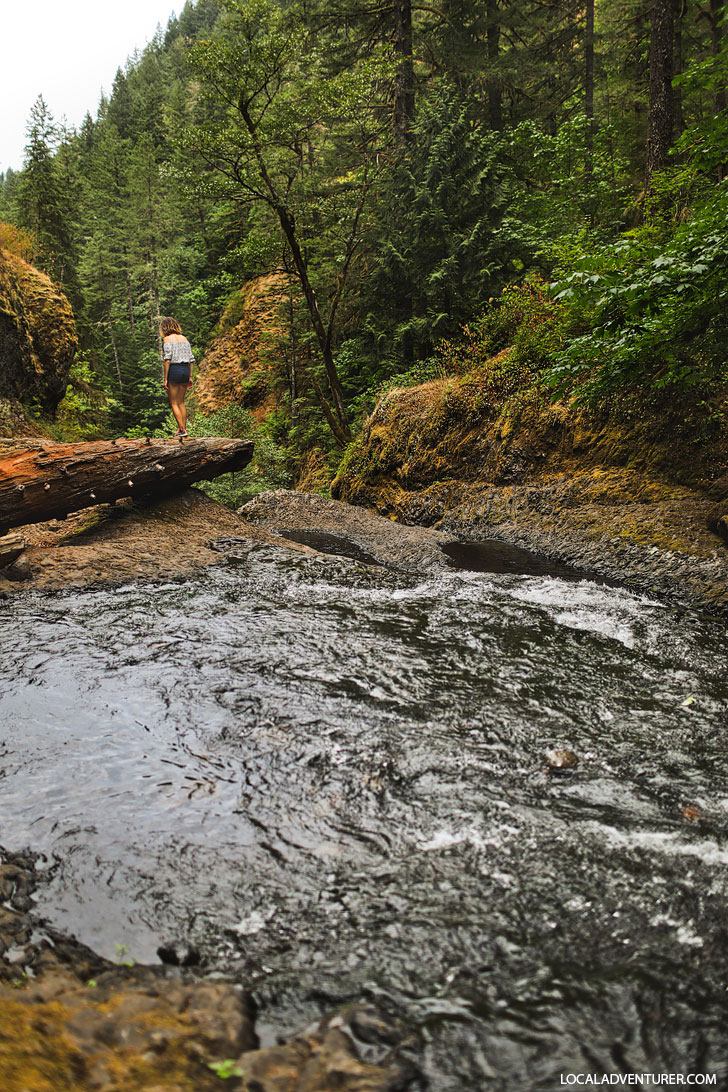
[167,363,191,384]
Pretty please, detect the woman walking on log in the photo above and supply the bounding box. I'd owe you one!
[161,317,195,438]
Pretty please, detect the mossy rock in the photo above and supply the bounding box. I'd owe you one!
[0,248,77,418]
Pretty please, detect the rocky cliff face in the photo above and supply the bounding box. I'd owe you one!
[194,274,287,419]
[0,248,77,422]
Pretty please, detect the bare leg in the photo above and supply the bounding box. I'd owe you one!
[167,384,187,432]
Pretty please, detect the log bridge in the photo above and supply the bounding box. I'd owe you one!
[0,436,254,537]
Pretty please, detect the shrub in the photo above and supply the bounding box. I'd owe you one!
[186,404,290,508]
[0,221,37,262]
[546,184,728,402]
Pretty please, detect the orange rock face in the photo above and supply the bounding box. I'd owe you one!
[194,274,288,421]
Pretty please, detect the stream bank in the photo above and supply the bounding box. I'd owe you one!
[0,850,415,1092]
[0,488,287,594]
[331,383,728,610]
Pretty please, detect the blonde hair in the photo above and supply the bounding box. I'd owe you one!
[159,317,182,337]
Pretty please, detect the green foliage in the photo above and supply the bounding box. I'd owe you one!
[54,354,111,440]
[547,185,728,401]
[186,404,290,508]
[16,96,73,284]
[502,117,632,261]
[208,1059,244,1079]
[360,87,521,367]
[467,277,569,371]
[674,41,728,180]
[114,944,135,967]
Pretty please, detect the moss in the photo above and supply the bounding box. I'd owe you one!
[0,248,77,421]
[0,992,230,1092]
[336,356,728,548]
[195,274,287,422]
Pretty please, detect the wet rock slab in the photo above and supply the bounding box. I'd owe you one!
[239,490,624,584]
[0,488,289,594]
[0,850,415,1092]
[239,489,452,571]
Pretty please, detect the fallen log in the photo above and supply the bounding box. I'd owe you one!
[0,436,254,535]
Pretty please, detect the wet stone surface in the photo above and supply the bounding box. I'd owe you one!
[0,851,417,1092]
[440,538,597,581]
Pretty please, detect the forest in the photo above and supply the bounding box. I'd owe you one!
[1,0,727,493]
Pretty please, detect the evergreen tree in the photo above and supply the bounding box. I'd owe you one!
[361,88,519,367]
[16,96,71,283]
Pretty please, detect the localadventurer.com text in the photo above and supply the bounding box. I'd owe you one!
[559,1077,716,1086]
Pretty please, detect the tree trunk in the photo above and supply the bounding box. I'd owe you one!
[711,0,727,112]
[107,302,123,389]
[585,0,595,223]
[394,0,415,145]
[275,205,351,444]
[585,0,595,150]
[237,101,351,445]
[646,0,674,185]
[0,437,254,534]
[673,0,686,138]
[486,0,502,130]
[124,259,136,335]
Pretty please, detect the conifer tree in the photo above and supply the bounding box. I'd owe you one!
[362,88,518,365]
[16,96,71,283]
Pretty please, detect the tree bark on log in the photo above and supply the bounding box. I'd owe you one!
[0,437,254,535]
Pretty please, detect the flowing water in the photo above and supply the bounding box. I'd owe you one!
[2,538,728,1088]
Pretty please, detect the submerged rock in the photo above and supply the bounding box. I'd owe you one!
[545,748,579,771]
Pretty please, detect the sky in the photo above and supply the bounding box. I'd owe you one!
[1,0,180,173]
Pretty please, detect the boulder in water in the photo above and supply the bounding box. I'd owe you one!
[545,748,578,772]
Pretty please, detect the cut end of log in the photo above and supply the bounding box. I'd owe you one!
[0,532,26,570]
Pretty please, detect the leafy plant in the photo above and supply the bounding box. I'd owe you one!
[114,943,135,967]
[547,185,728,401]
[208,1059,244,1079]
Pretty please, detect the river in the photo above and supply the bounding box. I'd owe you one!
[1,537,728,1088]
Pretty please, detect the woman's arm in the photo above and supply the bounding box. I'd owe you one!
[162,339,171,389]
